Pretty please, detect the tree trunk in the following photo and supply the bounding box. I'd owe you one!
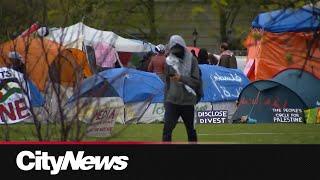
[148,0,157,42]
[219,8,228,43]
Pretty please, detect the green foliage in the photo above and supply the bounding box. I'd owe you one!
[0,0,162,42]
[191,6,206,17]
[0,0,316,47]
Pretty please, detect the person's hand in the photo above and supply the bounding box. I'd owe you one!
[170,74,181,82]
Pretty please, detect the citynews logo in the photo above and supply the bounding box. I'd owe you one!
[16,151,129,175]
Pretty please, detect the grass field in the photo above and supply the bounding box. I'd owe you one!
[1,123,320,143]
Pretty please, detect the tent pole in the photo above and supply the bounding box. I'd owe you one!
[247,91,261,118]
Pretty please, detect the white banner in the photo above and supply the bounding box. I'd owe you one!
[86,105,122,137]
[0,68,32,124]
[119,102,236,124]
[66,97,124,137]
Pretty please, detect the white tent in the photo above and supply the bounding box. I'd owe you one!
[46,22,153,52]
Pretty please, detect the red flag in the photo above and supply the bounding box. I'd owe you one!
[19,22,40,38]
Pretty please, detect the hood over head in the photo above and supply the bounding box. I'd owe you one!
[168,35,187,49]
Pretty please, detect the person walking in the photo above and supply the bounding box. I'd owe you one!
[218,42,237,69]
[148,44,166,82]
[162,35,201,142]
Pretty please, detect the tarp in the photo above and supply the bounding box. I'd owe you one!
[0,37,92,91]
[244,30,320,80]
[199,65,250,102]
[252,6,320,32]
[47,22,152,53]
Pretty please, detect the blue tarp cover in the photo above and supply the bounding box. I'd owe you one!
[252,6,320,32]
[199,65,250,102]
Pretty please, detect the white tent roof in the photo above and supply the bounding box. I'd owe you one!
[46,22,152,52]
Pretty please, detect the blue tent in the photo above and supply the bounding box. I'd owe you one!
[252,5,320,32]
[70,66,248,104]
[272,69,320,108]
[28,80,44,107]
[199,65,250,102]
[70,68,164,103]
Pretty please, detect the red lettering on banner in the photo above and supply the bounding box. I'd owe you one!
[0,102,16,122]
[15,98,30,119]
[0,98,30,122]
[239,97,289,109]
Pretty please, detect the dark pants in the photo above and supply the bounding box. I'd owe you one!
[162,102,197,142]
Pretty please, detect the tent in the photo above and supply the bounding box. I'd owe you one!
[47,23,155,69]
[232,80,307,123]
[123,65,248,124]
[272,69,320,108]
[67,73,124,129]
[0,37,92,91]
[231,69,320,123]
[69,72,120,101]
[118,39,155,67]
[47,22,153,52]
[70,65,248,124]
[124,65,248,124]
[245,5,320,81]
[200,65,250,102]
[72,67,164,103]
[252,5,320,32]
[69,68,163,124]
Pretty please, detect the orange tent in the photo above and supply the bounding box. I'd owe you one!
[244,30,320,81]
[0,37,92,91]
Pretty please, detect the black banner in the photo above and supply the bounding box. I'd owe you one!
[0,143,319,179]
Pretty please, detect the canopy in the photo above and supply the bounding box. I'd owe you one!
[47,22,152,52]
[252,5,320,32]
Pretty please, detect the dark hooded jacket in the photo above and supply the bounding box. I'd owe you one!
[164,35,201,105]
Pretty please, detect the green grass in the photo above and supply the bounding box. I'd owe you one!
[1,123,320,144]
